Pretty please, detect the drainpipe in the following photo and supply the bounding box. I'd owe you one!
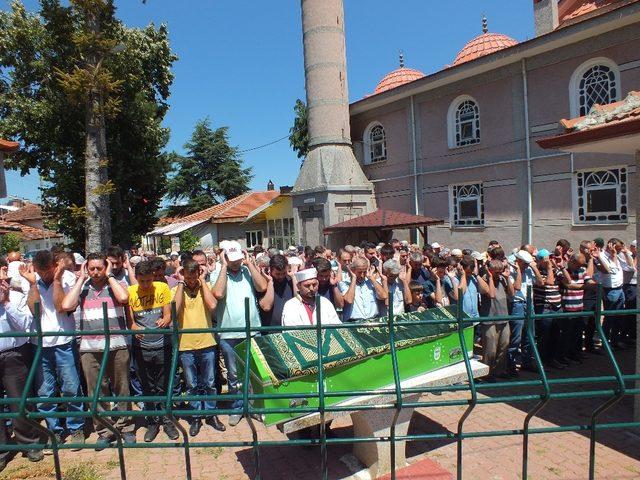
[522,58,533,244]
[410,95,420,243]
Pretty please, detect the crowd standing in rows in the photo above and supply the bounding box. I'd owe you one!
[0,236,636,470]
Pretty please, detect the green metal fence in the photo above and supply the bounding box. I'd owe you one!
[0,286,639,480]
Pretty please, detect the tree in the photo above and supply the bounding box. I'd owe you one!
[0,1,176,251]
[166,119,253,216]
[0,233,22,255]
[289,98,309,162]
[178,230,200,252]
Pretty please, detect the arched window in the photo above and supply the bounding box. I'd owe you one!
[447,95,480,148]
[570,58,620,117]
[363,122,387,164]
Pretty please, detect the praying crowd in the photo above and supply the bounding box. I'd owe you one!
[0,235,637,469]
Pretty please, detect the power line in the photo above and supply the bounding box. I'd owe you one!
[238,134,290,154]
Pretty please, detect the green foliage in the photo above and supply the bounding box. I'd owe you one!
[179,229,200,252]
[0,1,176,250]
[166,118,253,216]
[289,98,309,161]
[0,233,22,255]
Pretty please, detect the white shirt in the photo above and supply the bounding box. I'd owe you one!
[618,252,637,285]
[35,270,76,347]
[598,251,624,288]
[384,279,405,316]
[0,300,32,352]
[281,296,341,327]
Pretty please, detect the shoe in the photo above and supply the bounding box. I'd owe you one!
[69,430,85,452]
[163,422,179,441]
[206,416,226,432]
[25,449,44,462]
[144,424,160,443]
[189,419,201,437]
[45,433,63,455]
[95,434,115,451]
[545,359,566,370]
[122,432,136,444]
[228,414,243,427]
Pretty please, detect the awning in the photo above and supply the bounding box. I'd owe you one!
[147,220,206,236]
[323,209,443,235]
[242,197,280,224]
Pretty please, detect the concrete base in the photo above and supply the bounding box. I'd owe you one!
[280,359,488,479]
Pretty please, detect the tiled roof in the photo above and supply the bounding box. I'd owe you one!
[2,203,42,222]
[558,0,638,27]
[0,139,19,153]
[372,67,426,95]
[169,191,281,225]
[323,209,443,234]
[0,220,61,241]
[452,32,519,66]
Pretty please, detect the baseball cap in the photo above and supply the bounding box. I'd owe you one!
[471,251,485,261]
[223,241,244,262]
[431,242,441,249]
[451,248,463,257]
[170,251,179,258]
[536,248,551,259]
[515,250,534,264]
[73,253,86,265]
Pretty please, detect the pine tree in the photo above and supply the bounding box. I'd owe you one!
[289,98,309,162]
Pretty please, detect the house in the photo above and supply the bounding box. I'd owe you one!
[347,0,640,250]
[145,185,295,252]
[0,201,63,252]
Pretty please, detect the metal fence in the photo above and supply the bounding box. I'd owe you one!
[1,286,638,480]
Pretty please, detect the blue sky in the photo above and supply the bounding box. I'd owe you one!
[3,0,534,203]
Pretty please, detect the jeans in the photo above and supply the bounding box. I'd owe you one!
[180,346,217,419]
[135,346,172,425]
[35,342,84,434]
[128,344,144,399]
[508,302,533,369]
[603,287,625,346]
[219,339,244,410]
[534,306,561,363]
[623,284,637,341]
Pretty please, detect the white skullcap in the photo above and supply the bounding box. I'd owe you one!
[73,253,85,265]
[451,248,463,257]
[431,242,441,249]
[294,268,317,283]
[7,261,23,278]
[288,256,303,266]
[515,250,534,264]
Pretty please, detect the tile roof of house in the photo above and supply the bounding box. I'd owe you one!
[169,191,281,225]
[323,209,443,234]
[558,0,638,27]
[0,220,61,241]
[0,139,19,153]
[2,203,43,222]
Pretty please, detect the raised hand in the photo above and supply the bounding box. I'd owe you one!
[106,258,113,277]
[330,270,339,286]
[54,260,66,281]
[19,263,37,285]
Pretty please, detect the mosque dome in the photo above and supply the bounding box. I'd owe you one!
[452,17,518,67]
[373,52,425,95]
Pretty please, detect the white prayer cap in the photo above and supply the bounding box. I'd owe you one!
[170,251,179,258]
[515,250,534,264]
[73,253,86,265]
[431,242,441,249]
[223,241,244,262]
[129,255,142,266]
[287,256,303,266]
[451,248,463,258]
[632,240,637,247]
[288,245,297,251]
[295,268,317,283]
[7,261,23,278]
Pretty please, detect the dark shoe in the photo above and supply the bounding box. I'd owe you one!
[144,424,160,443]
[189,419,202,437]
[546,359,566,370]
[122,432,136,444]
[69,430,85,452]
[163,422,179,441]
[25,449,44,462]
[95,434,116,451]
[206,415,226,432]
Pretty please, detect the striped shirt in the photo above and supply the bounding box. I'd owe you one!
[533,269,561,311]
[77,280,127,352]
[559,267,590,312]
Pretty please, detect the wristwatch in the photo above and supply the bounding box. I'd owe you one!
[107,273,116,280]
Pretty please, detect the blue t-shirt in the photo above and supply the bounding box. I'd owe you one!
[443,275,480,318]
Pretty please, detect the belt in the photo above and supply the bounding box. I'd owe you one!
[603,286,623,291]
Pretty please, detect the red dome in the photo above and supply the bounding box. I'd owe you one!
[373,67,425,95]
[452,32,518,67]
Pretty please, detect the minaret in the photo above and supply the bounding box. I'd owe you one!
[293,0,375,247]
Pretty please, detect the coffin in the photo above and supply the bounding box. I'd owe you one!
[235,306,473,427]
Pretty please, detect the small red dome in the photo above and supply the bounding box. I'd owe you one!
[373,67,425,95]
[452,32,518,67]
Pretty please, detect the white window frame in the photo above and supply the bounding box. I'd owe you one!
[449,182,485,228]
[447,95,480,149]
[572,166,628,226]
[266,218,295,249]
[363,121,387,165]
[569,57,621,117]
[245,230,263,249]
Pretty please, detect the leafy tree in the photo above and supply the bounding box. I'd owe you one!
[0,0,176,251]
[1,233,22,255]
[166,119,253,216]
[178,230,200,252]
[289,98,309,162]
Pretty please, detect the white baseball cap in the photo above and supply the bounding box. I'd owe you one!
[223,241,244,262]
[431,242,441,249]
[451,248,463,257]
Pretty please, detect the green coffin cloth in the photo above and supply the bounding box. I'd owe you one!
[249,306,463,385]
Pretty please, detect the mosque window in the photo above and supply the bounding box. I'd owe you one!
[450,183,484,228]
[570,58,620,117]
[363,122,387,164]
[448,95,480,148]
[574,167,627,225]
